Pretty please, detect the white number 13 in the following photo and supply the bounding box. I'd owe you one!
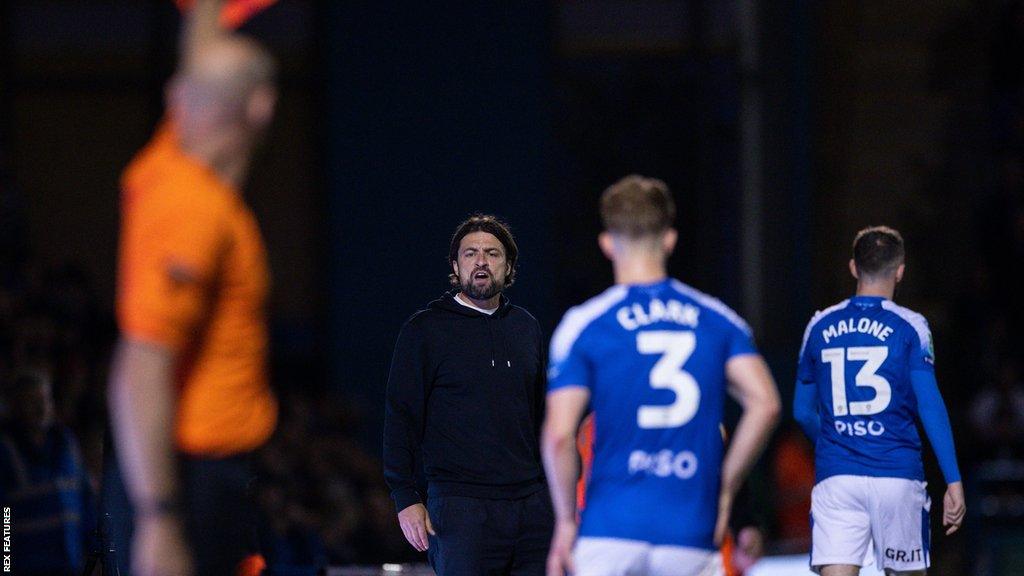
[821,346,891,416]
[637,331,700,429]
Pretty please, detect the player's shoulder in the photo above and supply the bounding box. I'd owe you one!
[550,285,630,362]
[804,299,851,327]
[668,279,752,336]
[879,300,932,344]
[799,299,850,355]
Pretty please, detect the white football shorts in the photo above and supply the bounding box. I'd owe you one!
[810,475,931,574]
[574,537,722,576]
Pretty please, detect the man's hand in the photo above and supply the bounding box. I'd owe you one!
[132,515,194,576]
[943,481,965,535]
[733,526,765,573]
[175,0,278,30]
[397,503,435,552]
[546,519,577,576]
[713,491,733,546]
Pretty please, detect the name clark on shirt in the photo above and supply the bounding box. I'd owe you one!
[822,318,894,344]
[617,298,701,331]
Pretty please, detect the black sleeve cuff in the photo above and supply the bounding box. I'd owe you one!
[392,487,422,513]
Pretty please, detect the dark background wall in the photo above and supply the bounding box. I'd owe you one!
[1,0,321,338]
[322,3,556,446]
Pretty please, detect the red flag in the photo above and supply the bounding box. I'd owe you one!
[174,0,278,30]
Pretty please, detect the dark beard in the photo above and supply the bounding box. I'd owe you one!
[461,276,502,301]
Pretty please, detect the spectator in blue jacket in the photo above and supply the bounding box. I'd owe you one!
[0,369,97,576]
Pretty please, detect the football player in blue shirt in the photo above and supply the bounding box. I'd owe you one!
[794,226,965,576]
[541,175,782,576]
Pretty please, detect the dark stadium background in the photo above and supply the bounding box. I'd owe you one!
[2,1,1023,574]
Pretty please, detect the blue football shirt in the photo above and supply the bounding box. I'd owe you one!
[548,279,757,549]
[797,296,935,483]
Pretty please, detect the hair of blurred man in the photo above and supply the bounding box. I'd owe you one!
[600,174,676,239]
[598,174,678,263]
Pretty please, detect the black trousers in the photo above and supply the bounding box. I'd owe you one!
[102,451,258,576]
[427,490,554,576]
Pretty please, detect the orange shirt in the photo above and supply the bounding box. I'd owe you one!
[576,413,595,514]
[771,432,814,541]
[118,122,277,457]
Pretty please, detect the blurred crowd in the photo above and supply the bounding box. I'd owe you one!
[955,2,1024,572]
[255,386,418,570]
[0,260,113,575]
[0,254,413,573]
[976,0,1024,451]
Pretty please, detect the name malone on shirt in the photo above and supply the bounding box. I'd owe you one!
[822,318,894,344]
[617,299,700,331]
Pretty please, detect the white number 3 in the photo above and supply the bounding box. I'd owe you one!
[637,331,700,429]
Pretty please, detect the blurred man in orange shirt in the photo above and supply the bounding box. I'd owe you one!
[105,1,278,575]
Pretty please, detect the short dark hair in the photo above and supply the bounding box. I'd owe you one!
[448,214,518,288]
[852,226,905,277]
[600,175,676,238]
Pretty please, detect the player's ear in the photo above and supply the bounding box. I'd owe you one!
[165,75,186,119]
[451,258,459,277]
[895,263,905,283]
[848,259,859,280]
[662,228,678,255]
[598,232,616,261]
[247,85,277,129]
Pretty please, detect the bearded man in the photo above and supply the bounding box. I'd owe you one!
[383,214,552,576]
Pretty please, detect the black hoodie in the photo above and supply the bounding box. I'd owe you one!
[383,292,546,512]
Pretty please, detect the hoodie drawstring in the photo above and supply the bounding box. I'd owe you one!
[496,316,511,368]
[484,314,511,368]
[486,317,497,367]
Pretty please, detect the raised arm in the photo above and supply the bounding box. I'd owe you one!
[719,354,781,544]
[181,0,226,66]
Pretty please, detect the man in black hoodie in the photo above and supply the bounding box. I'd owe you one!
[383,214,551,575]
